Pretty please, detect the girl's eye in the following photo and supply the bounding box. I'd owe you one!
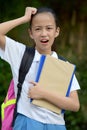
[35,28,41,31]
[47,27,53,30]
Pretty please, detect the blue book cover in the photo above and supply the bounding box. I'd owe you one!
[61,65,76,113]
[35,55,46,82]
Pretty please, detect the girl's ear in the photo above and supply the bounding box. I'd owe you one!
[55,27,60,38]
[28,29,34,39]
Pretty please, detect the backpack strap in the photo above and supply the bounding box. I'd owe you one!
[18,47,35,85]
[58,55,67,61]
[12,46,35,126]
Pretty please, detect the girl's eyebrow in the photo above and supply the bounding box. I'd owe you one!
[33,25,54,28]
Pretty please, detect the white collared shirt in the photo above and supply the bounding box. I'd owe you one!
[0,36,80,125]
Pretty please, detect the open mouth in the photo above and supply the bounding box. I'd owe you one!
[40,39,49,44]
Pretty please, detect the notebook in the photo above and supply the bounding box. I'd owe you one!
[32,55,76,114]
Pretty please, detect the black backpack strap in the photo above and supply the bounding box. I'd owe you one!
[12,46,35,126]
[18,47,35,85]
[58,55,67,61]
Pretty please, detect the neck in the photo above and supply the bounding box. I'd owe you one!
[35,47,52,55]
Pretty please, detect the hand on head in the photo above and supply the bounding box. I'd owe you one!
[24,7,37,22]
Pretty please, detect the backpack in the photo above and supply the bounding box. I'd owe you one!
[1,46,35,130]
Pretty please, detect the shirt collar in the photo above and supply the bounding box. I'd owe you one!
[33,49,41,62]
[33,49,58,62]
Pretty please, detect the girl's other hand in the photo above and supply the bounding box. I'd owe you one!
[28,81,45,100]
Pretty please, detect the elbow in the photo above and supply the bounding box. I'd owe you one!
[0,35,5,50]
[73,102,80,112]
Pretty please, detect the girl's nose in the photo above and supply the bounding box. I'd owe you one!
[41,29,47,36]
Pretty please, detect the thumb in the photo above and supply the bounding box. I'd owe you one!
[29,81,38,86]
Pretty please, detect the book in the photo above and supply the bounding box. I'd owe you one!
[32,55,76,114]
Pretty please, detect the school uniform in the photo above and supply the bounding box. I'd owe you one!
[0,36,80,130]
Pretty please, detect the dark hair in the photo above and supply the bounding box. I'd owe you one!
[29,7,59,28]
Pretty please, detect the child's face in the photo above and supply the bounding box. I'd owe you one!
[29,12,60,54]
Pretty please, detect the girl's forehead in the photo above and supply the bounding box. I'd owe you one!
[31,12,55,25]
[35,12,53,17]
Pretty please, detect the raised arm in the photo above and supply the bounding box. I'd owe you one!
[0,7,37,50]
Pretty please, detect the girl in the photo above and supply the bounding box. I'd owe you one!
[0,7,80,130]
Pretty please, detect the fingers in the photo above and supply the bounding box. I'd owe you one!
[28,81,37,97]
[24,7,37,22]
[28,81,38,98]
[25,7,37,15]
[28,86,33,98]
[29,81,38,86]
[31,7,37,15]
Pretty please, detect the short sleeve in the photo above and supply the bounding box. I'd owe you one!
[70,74,80,92]
[0,36,26,67]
